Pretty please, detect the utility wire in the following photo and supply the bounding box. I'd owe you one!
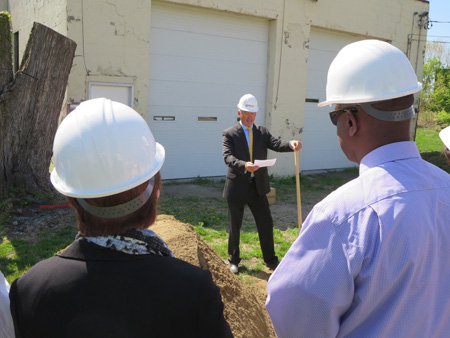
[429,20,450,24]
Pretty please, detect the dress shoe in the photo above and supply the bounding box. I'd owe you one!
[229,264,239,274]
[266,258,279,270]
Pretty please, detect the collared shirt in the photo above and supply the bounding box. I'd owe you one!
[266,141,450,338]
[240,121,253,147]
[0,270,14,338]
[239,121,294,151]
[240,121,254,177]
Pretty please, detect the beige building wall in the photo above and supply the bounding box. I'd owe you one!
[0,0,8,12]
[7,0,67,49]
[66,0,152,115]
[5,0,429,176]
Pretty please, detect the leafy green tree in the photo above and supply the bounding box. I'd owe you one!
[421,57,442,111]
[419,42,450,126]
[433,68,450,126]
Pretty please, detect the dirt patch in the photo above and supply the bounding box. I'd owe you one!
[163,184,222,199]
[4,195,75,241]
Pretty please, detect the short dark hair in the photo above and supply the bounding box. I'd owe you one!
[67,172,162,237]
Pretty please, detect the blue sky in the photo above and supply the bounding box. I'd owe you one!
[427,0,450,43]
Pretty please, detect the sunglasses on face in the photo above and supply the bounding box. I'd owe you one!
[329,106,358,126]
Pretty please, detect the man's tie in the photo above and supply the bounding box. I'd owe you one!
[248,126,253,162]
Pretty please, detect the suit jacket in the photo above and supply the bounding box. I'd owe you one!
[222,123,292,201]
[9,239,233,338]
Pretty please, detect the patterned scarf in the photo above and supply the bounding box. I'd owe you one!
[76,228,174,257]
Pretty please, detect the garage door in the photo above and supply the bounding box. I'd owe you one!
[148,3,269,179]
[301,29,363,171]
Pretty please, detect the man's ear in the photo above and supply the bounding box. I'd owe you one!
[347,111,358,137]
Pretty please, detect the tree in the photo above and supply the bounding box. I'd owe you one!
[0,14,77,198]
[424,41,450,67]
[432,68,450,126]
[419,42,450,126]
[421,57,442,110]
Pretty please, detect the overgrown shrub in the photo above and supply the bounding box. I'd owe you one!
[436,110,450,126]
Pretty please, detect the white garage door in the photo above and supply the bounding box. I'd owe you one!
[148,3,268,179]
[301,29,363,171]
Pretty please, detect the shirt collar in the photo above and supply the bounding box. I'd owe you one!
[239,121,253,129]
[359,141,421,175]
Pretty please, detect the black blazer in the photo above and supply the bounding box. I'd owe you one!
[9,239,233,338]
[222,123,292,201]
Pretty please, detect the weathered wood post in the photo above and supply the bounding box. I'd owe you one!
[0,15,77,198]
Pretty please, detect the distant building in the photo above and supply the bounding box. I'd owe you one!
[2,0,429,179]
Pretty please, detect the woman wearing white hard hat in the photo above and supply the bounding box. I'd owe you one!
[9,98,233,338]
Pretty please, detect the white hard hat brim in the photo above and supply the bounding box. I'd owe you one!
[50,142,165,198]
[440,126,450,150]
[318,83,423,107]
[237,104,258,113]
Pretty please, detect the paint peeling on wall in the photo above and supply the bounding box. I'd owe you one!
[284,118,303,138]
[303,39,309,49]
[67,15,80,23]
[284,23,304,49]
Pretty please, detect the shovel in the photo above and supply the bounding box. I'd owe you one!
[294,151,302,230]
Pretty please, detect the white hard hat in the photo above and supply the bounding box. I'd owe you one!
[318,39,422,107]
[440,125,450,149]
[237,94,259,113]
[50,98,165,198]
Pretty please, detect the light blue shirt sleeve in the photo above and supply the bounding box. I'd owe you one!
[266,206,378,338]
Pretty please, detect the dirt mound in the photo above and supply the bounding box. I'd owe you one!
[152,214,275,338]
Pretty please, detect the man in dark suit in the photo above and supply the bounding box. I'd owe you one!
[222,94,302,274]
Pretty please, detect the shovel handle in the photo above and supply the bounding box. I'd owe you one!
[294,151,302,230]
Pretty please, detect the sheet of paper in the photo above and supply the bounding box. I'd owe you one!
[254,158,277,167]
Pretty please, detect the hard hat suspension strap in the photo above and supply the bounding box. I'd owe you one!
[359,103,414,122]
[76,177,155,219]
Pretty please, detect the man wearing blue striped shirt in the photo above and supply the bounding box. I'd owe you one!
[266,39,450,338]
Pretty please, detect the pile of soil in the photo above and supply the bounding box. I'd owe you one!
[152,214,275,338]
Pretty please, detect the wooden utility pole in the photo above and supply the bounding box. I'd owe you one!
[0,15,76,198]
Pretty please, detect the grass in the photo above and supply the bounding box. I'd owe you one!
[416,125,450,173]
[1,125,448,283]
[415,126,444,152]
[0,226,76,283]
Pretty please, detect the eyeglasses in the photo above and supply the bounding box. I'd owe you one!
[329,106,358,126]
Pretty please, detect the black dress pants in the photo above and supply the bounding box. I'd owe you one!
[227,181,277,265]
